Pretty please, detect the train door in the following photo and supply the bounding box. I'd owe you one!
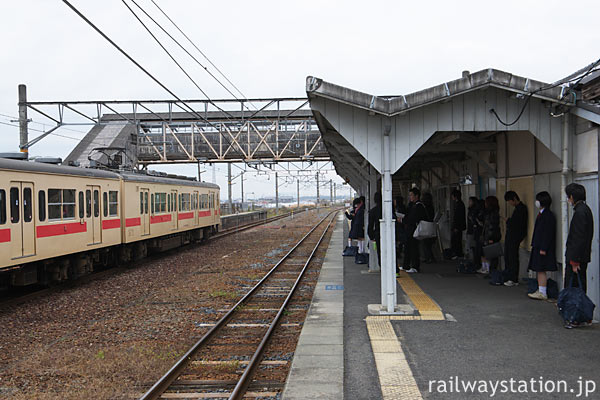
[141,188,150,235]
[171,189,178,230]
[193,191,199,225]
[86,185,102,245]
[9,181,35,258]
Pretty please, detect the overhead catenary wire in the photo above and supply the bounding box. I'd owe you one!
[121,0,238,120]
[127,0,254,112]
[60,0,247,159]
[148,0,257,110]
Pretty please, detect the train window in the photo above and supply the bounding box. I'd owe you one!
[156,193,166,213]
[178,194,182,211]
[38,191,46,222]
[144,192,148,214]
[103,192,108,217]
[23,188,32,223]
[86,190,92,218]
[78,192,84,219]
[167,194,171,212]
[151,194,155,214]
[10,187,19,223]
[109,191,118,216]
[93,190,99,217]
[0,190,6,224]
[48,189,61,220]
[140,192,143,214]
[62,189,76,219]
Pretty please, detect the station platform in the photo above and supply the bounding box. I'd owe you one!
[283,213,600,399]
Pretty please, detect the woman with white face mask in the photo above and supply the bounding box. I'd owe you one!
[527,191,557,300]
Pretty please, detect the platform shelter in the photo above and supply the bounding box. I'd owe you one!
[307,67,600,318]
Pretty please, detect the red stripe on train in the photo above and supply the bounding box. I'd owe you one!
[150,214,172,224]
[198,210,211,218]
[125,217,141,227]
[37,222,87,238]
[178,212,194,220]
[102,219,121,230]
[0,228,10,243]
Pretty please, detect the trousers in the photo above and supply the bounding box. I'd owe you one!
[504,238,521,282]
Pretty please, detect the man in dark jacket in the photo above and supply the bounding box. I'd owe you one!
[503,191,528,286]
[401,187,427,273]
[565,183,594,294]
[367,192,382,267]
[451,189,466,259]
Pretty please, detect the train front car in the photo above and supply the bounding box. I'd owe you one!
[0,158,122,288]
[118,172,220,258]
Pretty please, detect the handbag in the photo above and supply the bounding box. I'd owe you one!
[413,220,437,240]
[558,274,595,325]
[482,242,503,259]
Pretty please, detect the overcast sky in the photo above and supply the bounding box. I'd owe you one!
[1,0,598,199]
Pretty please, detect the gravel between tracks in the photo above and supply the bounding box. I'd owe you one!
[0,210,333,400]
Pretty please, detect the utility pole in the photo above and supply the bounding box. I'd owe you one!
[330,179,333,204]
[240,171,244,212]
[316,173,320,207]
[297,178,300,208]
[212,164,216,184]
[197,161,202,182]
[334,183,337,204]
[227,163,232,214]
[18,84,28,157]
[275,172,279,213]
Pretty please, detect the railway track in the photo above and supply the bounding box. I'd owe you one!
[0,209,315,310]
[140,211,338,400]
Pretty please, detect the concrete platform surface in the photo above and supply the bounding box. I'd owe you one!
[284,214,600,400]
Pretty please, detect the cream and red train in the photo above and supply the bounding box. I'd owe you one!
[0,157,220,288]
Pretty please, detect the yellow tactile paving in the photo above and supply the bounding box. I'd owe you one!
[397,271,445,318]
[366,316,423,400]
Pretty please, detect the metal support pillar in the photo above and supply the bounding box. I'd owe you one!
[197,161,202,182]
[240,171,244,212]
[330,179,333,204]
[275,172,279,213]
[380,125,397,313]
[334,183,337,204]
[18,84,28,156]
[297,178,300,208]
[561,113,570,287]
[228,163,233,214]
[316,173,320,206]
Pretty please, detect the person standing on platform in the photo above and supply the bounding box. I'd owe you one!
[351,197,367,264]
[421,192,436,264]
[343,198,360,256]
[467,197,483,268]
[451,189,466,259]
[367,192,383,267]
[527,191,557,300]
[564,183,594,296]
[401,187,427,273]
[503,191,528,287]
[478,196,501,274]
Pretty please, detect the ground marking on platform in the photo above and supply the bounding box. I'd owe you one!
[366,316,423,399]
[397,271,446,320]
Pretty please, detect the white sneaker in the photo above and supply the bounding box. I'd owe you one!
[527,290,547,300]
[503,280,519,287]
[406,268,418,273]
[476,267,488,274]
